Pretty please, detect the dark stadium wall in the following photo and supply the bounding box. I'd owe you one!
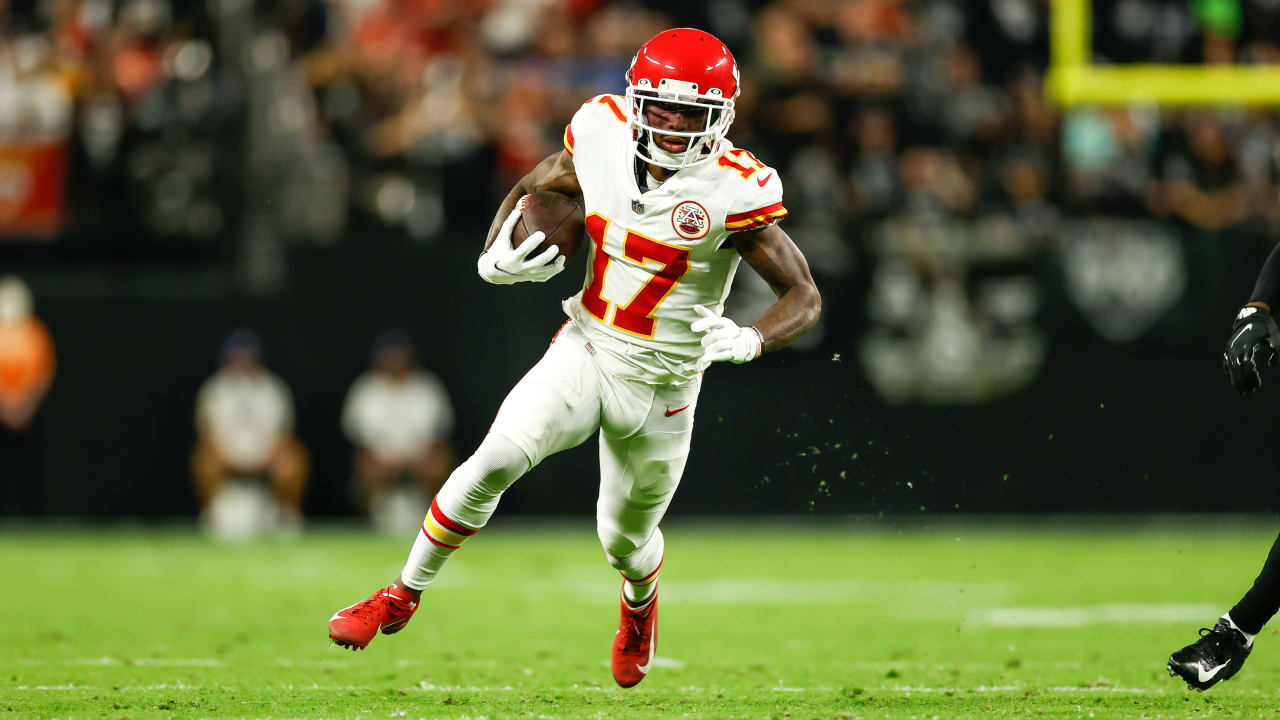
[7,235,1280,518]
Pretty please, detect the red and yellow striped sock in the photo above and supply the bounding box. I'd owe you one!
[621,557,661,607]
[422,497,477,550]
[400,497,478,590]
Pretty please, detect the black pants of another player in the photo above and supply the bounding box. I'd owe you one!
[1229,532,1280,634]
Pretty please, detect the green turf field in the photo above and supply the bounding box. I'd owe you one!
[3,520,1280,718]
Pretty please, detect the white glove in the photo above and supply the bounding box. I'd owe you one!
[477,205,567,285]
[691,304,763,366]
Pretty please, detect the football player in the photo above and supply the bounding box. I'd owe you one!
[327,28,821,688]
[1168,242,1280,690]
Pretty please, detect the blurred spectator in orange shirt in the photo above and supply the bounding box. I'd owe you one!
[0,276,55,433]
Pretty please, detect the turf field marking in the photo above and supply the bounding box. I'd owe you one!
[274,658,352,667]
[66,656,224,666]
[890,681,1018,691]
[969,603,1219,626]
[847,660,1082,670]
[439,574,1013,605]
[1048,686,1156,694]
[766,684,1160,695]
[597,655,685,671]
[888,684,1160,695]
[2,680,1169,697]
[664,579,1012,605]
[418,682,518,692]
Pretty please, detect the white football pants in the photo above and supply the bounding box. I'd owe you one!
[436,319,700,580]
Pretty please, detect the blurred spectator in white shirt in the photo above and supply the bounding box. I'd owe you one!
[342,330,455,534]
[191,329,309,540]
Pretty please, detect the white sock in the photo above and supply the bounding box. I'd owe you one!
[400,530,450,591]
[1223,613,1257,648]
[623,579,657,607]
[399,434,529,590]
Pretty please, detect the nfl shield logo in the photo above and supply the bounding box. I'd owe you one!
[631,199,645,214]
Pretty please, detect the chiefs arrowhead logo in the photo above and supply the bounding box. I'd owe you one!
[671,201,709,240]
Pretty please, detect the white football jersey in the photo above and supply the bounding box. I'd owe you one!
[561,94,787,385]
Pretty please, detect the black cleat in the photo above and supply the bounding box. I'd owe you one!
[1168,618,1253,691]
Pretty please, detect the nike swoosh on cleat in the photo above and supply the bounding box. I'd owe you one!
[635,627,657,675]
[1198,660,1230,683]
[330,612,349,622]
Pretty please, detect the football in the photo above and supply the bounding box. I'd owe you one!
[511,191,585,264]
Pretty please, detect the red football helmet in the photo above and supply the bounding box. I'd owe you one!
[625,28,740,170]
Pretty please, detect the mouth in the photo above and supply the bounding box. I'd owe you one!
[656,135,688,152]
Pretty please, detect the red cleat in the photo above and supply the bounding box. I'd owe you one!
[611,585,658,688]
[328,584,418,650]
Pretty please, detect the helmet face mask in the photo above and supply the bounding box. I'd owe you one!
[625,29,740,171]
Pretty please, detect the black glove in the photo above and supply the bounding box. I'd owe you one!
[1224,305,1280,395]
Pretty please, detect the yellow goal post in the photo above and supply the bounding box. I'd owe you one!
[1047,0,1280,106]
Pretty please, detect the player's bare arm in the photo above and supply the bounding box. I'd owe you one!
[690,225,819,366]
[484,150,581,251]
[730,224,820,352]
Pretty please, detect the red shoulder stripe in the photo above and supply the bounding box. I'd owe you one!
[725,201,784,224]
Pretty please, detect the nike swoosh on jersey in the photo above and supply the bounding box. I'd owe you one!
[1198,659,1230,683]
[755,172,773,187]
[664,405,690,417]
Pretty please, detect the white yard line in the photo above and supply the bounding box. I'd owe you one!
[274,658,352,667]
[888,684,1157,694]
[65,656,224,667]
[432,573,1013,606]
[845,660,1082,670]
[969,603,1221,627]
[5,680,1170,696]
[771,684,1160,695]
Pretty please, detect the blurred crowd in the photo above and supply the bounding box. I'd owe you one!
[5,0,1280,449]
[5,0,1280,249]
[7,0,1280,517]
